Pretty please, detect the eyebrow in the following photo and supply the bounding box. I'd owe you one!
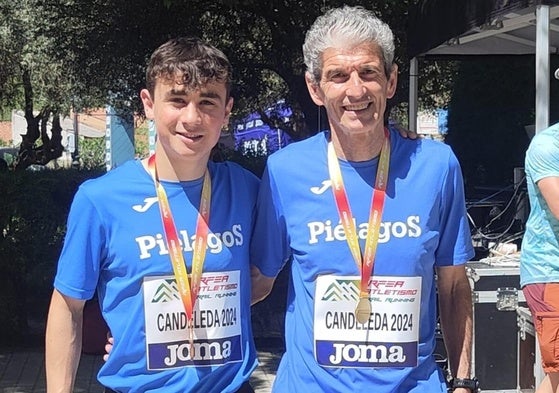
[332,62,380,72]
[199,91,222,100]
[166,89,223,100]
[324,68,343,77]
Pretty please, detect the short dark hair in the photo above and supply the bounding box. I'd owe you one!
[145,37,232,97]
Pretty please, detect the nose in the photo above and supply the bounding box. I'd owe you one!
[179,103,202,126]
[345,72,367,98]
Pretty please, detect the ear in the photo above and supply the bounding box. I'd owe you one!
[140,89,155,120]
[305,72,324,106]
[386,64,398,99]
[223,96,234,125]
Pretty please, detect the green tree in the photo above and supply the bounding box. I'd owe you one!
[0,0,456,170]
[185,0,417,137]
[0,0,108,170]
[79,137,105,170]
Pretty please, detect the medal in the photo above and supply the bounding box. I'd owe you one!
[328,128,391,329]
[355,296,372,324]
[148,154,211,354]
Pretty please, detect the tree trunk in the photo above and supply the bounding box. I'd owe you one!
[15,68,65,170]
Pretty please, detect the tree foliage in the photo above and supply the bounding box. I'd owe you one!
[0,0,456,170]
[182,0,418,136]
[0,0,105,169]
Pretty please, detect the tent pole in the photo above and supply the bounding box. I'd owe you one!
[535,5,550,134]
[409,57,418,132]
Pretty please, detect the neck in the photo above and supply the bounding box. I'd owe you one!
[144,146,209,182]
[330,126,386,162]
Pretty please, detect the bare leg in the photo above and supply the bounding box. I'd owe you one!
[537,372,559,393]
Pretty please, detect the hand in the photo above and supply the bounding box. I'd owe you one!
[453,388,476,393]
[393,123,419,140]
[250,265,276,305]
[102,332,114,362]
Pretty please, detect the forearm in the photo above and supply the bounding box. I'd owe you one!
[437,267,473,379]
[45,290,85,393]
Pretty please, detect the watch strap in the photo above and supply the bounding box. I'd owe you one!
[452,377,479,392]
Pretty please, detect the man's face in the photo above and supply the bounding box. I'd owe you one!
[141,76,232,161]
[306,42,397,138]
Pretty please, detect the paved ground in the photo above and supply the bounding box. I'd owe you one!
[0,339,283,393]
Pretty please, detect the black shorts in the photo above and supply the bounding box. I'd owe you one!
[104,381,254,393]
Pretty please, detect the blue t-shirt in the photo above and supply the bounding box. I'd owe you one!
[54,159,259,392]
[251,128,474,393]
[520,124,559,286]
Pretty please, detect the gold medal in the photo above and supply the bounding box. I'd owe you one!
[355,296,371,324]
[328,135,390,328]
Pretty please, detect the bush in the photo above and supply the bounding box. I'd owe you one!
[0,168,103,345]
[0,149,268,346]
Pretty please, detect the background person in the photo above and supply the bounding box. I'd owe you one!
[45,37,259,393]
[250,6,476,393]
[520,122,559,393]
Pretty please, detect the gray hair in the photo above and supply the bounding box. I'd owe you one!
[303,6,395,84]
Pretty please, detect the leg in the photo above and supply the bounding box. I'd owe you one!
[525,284,559,393]
[536,372,559,393]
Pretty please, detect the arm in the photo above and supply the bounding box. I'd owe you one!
[45,289,86,393]
[250,265,276,305]
[537,176,559,220]
[436,265,473,392]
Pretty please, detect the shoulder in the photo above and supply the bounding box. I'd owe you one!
[526,125,559,176]
[264,133,327,185]
[267,132,326,167]
[420,138,456,164]
[528,125,559,154]
[527,125,559,162]
[77,159,144,197]
[390,127,456,164]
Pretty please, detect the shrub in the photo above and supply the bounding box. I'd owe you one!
[0,168,103,345]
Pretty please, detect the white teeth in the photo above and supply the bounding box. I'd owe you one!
[344,103,369,111]
[179,132,202,139]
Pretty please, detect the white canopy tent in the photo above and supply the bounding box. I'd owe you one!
[407,0,559,134]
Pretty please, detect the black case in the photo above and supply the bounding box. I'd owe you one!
[466,259,525,392]
[517,306,546,392]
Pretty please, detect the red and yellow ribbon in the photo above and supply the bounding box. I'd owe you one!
[327,128,391,300]
[147,154,211,355]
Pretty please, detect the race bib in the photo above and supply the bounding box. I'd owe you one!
[314,275,421,368]
[143,270,242,370]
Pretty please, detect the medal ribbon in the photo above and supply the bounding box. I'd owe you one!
[327,128,391,299]
[147,154,211,352]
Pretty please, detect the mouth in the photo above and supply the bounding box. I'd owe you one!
[177,131,203,141]
[343,102,371,112]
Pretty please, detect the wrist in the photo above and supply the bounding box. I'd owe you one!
[450,377,479,393]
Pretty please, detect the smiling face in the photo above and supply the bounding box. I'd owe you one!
[141,75,232,165]
[306,42,397,146]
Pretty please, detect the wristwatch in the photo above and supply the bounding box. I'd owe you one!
[451,377,479,392]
